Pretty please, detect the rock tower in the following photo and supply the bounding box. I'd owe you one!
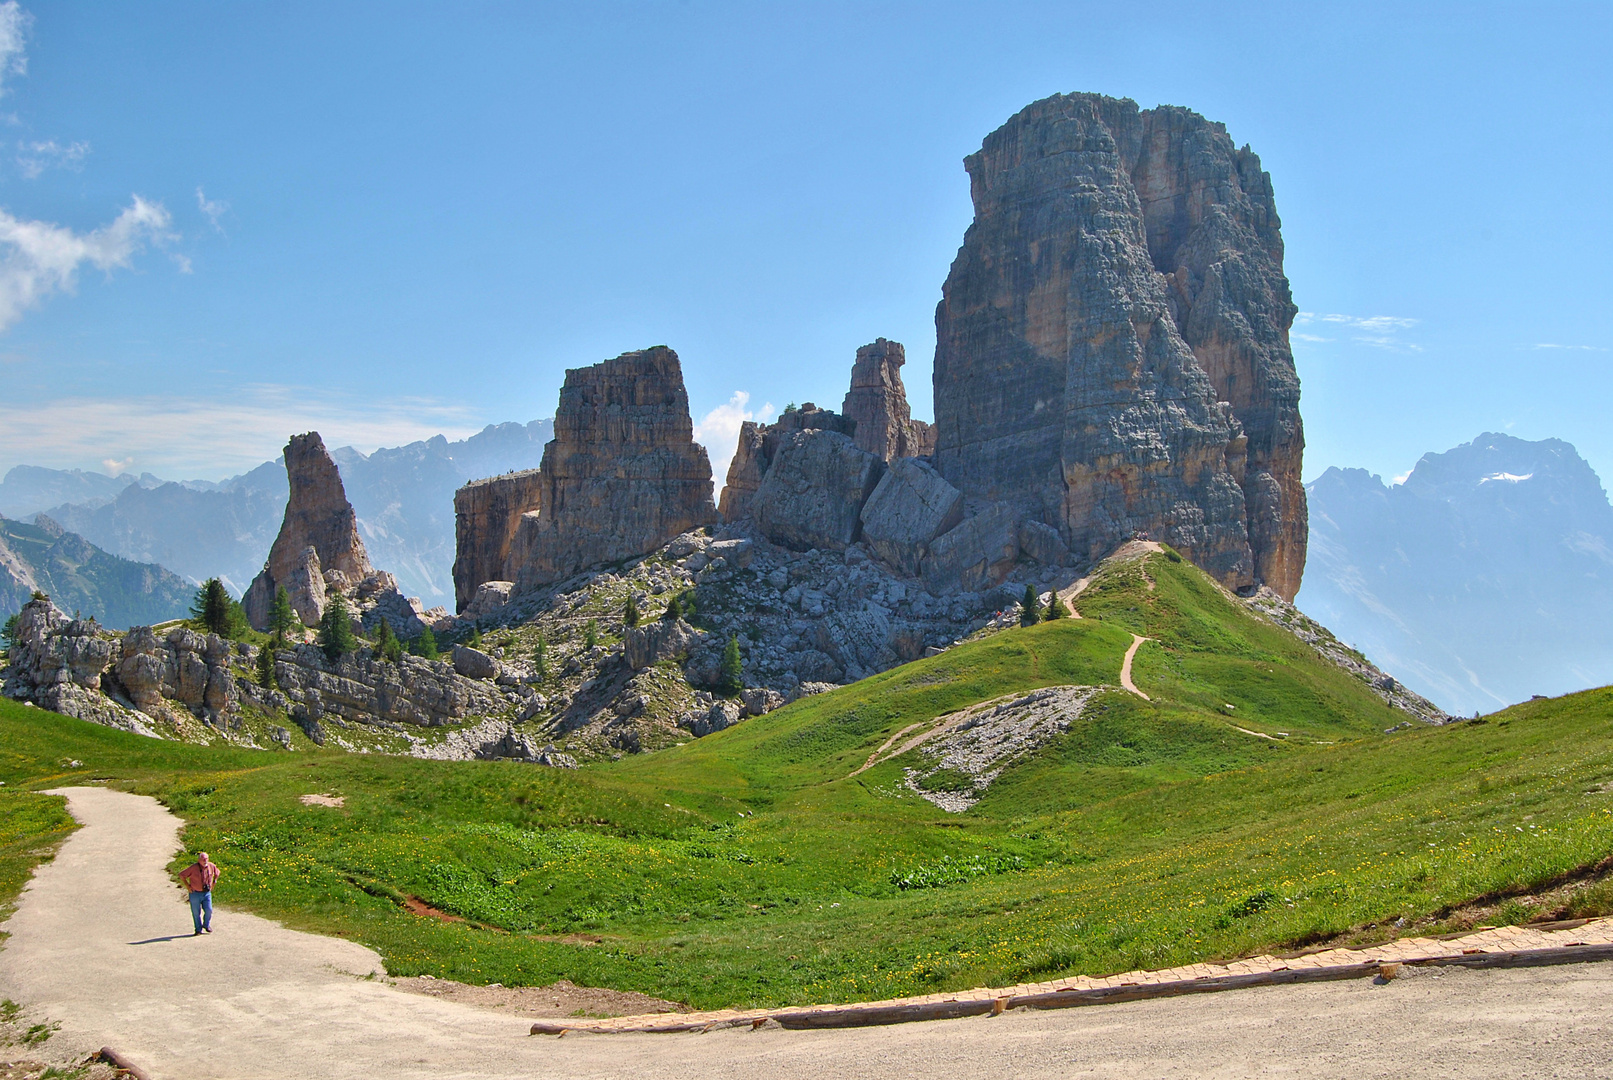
[932,92,1306,599]
[451,469,542,613]
[840,339,934,462]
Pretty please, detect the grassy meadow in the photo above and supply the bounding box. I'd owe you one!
[1,549,1611,1009]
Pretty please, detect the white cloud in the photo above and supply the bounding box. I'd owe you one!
[0,2,29,98]
[1295,312,1421,351]
[1532,343,1607,352]
[0,195,175,332]
[196,186,228,232]
[692,390,776,490]
[16,138,88,178]
[0,385,485,480]
[100,457,133,475]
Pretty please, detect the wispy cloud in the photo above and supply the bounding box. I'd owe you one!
[1295,312,1421,352]
[16,137,87,178]
[1532,343,1607,352]
[0,196,176,332]
[0,385,486,480]
[0,2,29,98]
[693,390,776,487]
[195,186,228,232]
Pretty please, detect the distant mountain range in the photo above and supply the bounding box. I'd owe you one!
[0,420,553,604]
[1297,432,1613,716]
[0,515,194,629]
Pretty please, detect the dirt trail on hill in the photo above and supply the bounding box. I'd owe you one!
[1120,634,1151,699]
[4,788,1613,1080]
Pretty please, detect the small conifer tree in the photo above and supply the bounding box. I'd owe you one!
[374,619,402,662]
[191,578,235,636]
[412,626,439,660]
[584,618,599,650]
[623,594,640,628]
[532,634,549,682]
[1020,583,1040,627]
[469,626,483,650]
[255,641,278,689]
[318,595,358,661]
[662,592,682,621]
[268,586,297,639]
[717,634,744,697]
[1,612,19,656]
[1046,593,1068,620]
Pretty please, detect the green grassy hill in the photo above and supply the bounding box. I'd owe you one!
[2,547,1610,1009]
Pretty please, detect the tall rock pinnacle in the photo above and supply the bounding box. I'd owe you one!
[507,347,719,590]
[243,432,375,628]
[932,92,1306,599]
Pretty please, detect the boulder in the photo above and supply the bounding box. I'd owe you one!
[740,686,785,717]
[921,503,1021,593]
[718,404,857,521]
[451,645,501,681]
[623,618,703,671]
[752,430,884,552]
[1018,519,1070,566]
[859,458,964,576]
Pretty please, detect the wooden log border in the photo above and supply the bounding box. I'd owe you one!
[530,942,1613,1036]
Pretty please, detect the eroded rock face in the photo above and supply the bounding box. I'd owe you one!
[932,92,1305,598]
[509,347,718,590]
[718,403,857,521]
[452,469,542,614]
[244,433,376,628]
[841,339,934,462]
[751,430,884,552]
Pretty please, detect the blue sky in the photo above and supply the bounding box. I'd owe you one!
[0,1,1607,489]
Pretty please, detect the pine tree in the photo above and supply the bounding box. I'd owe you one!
[268,586,297,639]
[412,626,439,660]
[255,641,278,689]
[1020,583,1040,627]
[662,592,682,621]
[717,634,744,697]
[190,578,234,636]
[469,626,483,650]
[532,634,549,682]
[374,619,402,662]
[1,612,19,656]
[1046,593,1067,620]
[623,594,640,628]
[318,595,358,661]
[584,618,599,651]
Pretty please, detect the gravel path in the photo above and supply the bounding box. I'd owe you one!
[1120,634,1151,699]
[3,787,1612,1079]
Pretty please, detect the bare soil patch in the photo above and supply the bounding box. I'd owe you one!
[391,975,686,1019]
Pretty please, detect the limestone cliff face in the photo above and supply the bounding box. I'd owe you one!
[452,469,542,613]
[244,433,376,628]
[932,93,1306,599]
[509,347,718,590]
[841,339,934,462]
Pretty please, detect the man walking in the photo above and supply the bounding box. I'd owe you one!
[179,851,221,936]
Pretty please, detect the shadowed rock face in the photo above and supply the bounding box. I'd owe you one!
[509,347,719,590]
[933,92,1305,599]
[452,470,542,613]
[718,404,856,522]
[243,433,376,628]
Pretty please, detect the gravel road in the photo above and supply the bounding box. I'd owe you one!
[2,786,1610,1080]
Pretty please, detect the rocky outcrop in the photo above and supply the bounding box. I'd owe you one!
[858,458,963,575]
[452,470,542,614]
[841,339,934,462]
[751,430,884,552]
[244,433,377,629]
[920,502,1022,594]
[509,347,718,590]
[718,403,857,521]
[932,92,1306,599]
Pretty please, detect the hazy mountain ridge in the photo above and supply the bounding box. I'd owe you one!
[6,420,553,603]
[1296,432,1613,715]
[0,515,194,629]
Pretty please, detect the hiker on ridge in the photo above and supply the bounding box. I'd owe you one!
[179,852,221,936]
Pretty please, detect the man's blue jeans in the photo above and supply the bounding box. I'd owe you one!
[189,889,212,933]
